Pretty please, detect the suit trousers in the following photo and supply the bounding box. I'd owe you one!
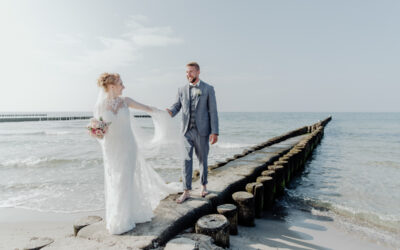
[182,127,209,190]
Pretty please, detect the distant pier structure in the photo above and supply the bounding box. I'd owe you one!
[0,112,150,122]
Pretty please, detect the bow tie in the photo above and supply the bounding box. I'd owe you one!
[190,84,199,89]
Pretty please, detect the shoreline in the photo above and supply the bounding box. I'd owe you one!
[231,205,390,250]
[0,207,105,223]
[0,206,390,250]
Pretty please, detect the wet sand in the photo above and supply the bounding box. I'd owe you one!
[230,206,391,250]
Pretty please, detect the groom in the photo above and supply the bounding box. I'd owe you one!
[167,62,219,203]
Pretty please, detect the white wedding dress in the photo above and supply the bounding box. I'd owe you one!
[94,95,180,235]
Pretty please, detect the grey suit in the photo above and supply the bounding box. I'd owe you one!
[169,80,219,190]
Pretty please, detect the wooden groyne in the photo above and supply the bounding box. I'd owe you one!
[0,116,93,122]
[24,116,332,250]
[0,113,151,122]
[0,113,92,122]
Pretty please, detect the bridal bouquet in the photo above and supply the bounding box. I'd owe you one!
[87,117,111,139]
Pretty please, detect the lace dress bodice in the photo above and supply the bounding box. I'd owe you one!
[101,97,132,141]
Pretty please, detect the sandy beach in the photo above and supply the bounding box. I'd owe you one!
[230,207,391,250]
[0,207,105,250]
[1,206,392,250]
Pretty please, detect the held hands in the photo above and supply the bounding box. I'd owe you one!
[209,134,218,145]
[165,108,217,144]
[166,109,172,117]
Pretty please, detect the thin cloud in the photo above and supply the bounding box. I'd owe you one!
[56,15,183,71]
[124,16,184,47]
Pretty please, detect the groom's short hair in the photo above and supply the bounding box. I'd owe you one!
[186,62,200,71]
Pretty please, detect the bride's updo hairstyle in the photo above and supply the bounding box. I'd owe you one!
[97,73,121,92]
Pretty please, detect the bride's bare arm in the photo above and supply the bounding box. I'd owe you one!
[124,97,153,113]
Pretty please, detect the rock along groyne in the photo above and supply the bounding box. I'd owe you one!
[33,116,332,250]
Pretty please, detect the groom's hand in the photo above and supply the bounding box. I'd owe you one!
[210,134,218,145]
[166,109,172,117]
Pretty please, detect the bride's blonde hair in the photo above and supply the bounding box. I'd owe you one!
[97,73,120,92]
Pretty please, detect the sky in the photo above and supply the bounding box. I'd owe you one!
[0,0,399,112]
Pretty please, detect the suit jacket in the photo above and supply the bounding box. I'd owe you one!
[169,80,219,137]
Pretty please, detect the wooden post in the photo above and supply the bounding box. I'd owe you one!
[282,155,295,179]
[268,165,285,197]
[288,150,301,174]
[232,191,255,226]
[275,160,290,184]
[261,169,275,178]
[195,214,230,248]
[217,204,238,235]
[256,176,274,209]
[245,182,264,218]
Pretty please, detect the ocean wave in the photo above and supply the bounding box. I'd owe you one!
[0,156,102,168]
[1,156,48,167]
[0,182,48,191]
[2,205,105,214]
[0,131,46,136]
[0,187,104,213]
[0,201,104,213]
[310,203,400,248]
[284,194,400,235]
[366,160,400,169]
[0,130,75,136]
[44,131,73,135]
[330,204,400,233]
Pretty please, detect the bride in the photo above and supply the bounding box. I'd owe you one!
[93,73,179,235]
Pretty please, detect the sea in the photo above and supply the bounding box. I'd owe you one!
[0,112,399,247]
